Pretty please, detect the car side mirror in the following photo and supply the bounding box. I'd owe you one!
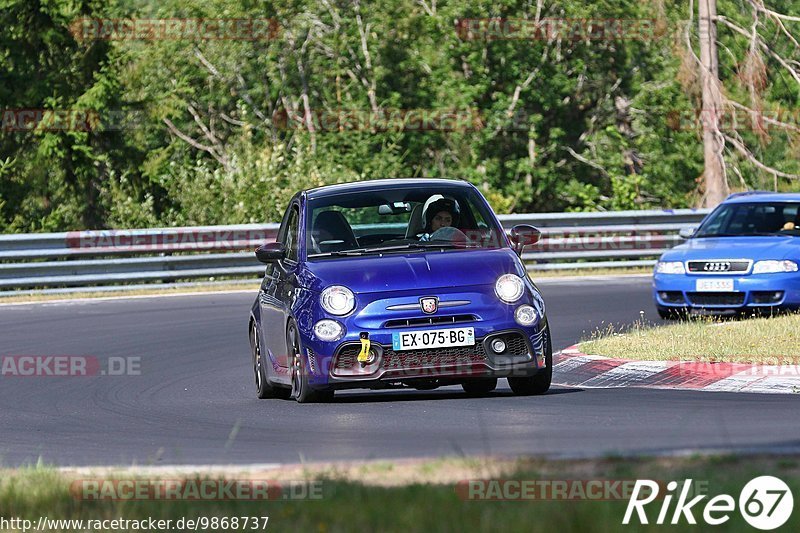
[678,227,696,239]
[509,224,542,255]
[255,242,286,264]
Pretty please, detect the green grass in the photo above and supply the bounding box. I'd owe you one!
[2,455,799,532]
[581,313,800,362]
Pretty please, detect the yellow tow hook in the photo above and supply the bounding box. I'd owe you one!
[358,332,372,365]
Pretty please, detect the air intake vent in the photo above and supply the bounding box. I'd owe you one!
[686,292,745,306]
[383,314,477,328]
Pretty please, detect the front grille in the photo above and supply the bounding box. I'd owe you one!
[334,343,486,371]
[686,292,745,306]
[687,260,750,273]
[383,314,477,328]
[382,345,487,370]
[487,332,529,357]
[306,348,317,374]
[334,348,360,370]
[658,291,685,304]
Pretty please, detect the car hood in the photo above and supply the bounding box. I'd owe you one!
[660,236,799,262]
[302,248,523,294]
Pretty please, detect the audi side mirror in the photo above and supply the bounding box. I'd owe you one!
[255,242,286,264]
[679,227,697,239]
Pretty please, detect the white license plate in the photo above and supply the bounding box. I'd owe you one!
[392,327,475,351]
[695,278,735,292]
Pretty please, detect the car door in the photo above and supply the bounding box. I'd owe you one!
[259,202,300,369]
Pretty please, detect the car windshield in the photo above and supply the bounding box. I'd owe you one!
[306,185,505,258]
[694,201,800,238]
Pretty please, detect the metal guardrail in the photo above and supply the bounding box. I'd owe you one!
[0,209,710,292]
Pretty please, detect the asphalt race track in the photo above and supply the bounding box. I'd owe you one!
[1,276,799,467]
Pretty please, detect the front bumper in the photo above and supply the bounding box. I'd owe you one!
[297,283,548,389]
[653,272,800,311]
[303,322,548,389]
[331,327,544,386]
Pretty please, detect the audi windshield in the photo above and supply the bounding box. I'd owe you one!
[694,202,800,237]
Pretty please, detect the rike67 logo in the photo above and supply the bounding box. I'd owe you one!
[624,476,793,530]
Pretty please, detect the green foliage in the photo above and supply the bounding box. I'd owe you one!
[1,0,797,232]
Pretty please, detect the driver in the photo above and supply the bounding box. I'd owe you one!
[423,197,460,233]
[419,197,465,242]
[783,211,800,231]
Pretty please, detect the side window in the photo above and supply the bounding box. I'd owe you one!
[782,204,799,224]
[703,206,734,234]
[285,206,300,262]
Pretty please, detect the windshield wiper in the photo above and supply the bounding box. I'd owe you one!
[695,232,788,238]
[408,241,480,249]
[308,248,370,257]
[309,242,479,258]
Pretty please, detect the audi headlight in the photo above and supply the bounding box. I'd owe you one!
[314,319,344,342]
[655,261,686,274]
[495,274,524,303]
[753,260,799,274]
[320,286,355,315]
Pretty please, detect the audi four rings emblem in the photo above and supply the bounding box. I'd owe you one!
[703,261,731,271]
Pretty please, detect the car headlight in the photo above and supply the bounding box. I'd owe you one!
[320,286,355,315]
[495,274,524,303]
[753,260,799,274]
[655,261,686,274]
[514,305,538,326]
[314,319,344,342]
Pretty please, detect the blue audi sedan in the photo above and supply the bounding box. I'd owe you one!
[654,192,800,318]
[248,179,550,402]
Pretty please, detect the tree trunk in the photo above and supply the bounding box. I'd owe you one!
[698,0,729,206]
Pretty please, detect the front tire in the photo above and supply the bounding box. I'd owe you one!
[508,324,552,396]
[251,324,290,400]
[288,322,334,404]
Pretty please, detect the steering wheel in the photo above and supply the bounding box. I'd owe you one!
[428,226,469,243]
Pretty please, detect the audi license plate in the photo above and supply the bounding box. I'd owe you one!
[695,278,735,292]
[392,327,475,351]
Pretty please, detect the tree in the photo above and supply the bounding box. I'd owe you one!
[698,0,729,206]
[687,0,800,206]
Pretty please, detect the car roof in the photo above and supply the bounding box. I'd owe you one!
[304,178,474,200]
[724,191,800,204]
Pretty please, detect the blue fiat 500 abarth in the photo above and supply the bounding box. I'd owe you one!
[248,179,551,402]
[654,192,800,318]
